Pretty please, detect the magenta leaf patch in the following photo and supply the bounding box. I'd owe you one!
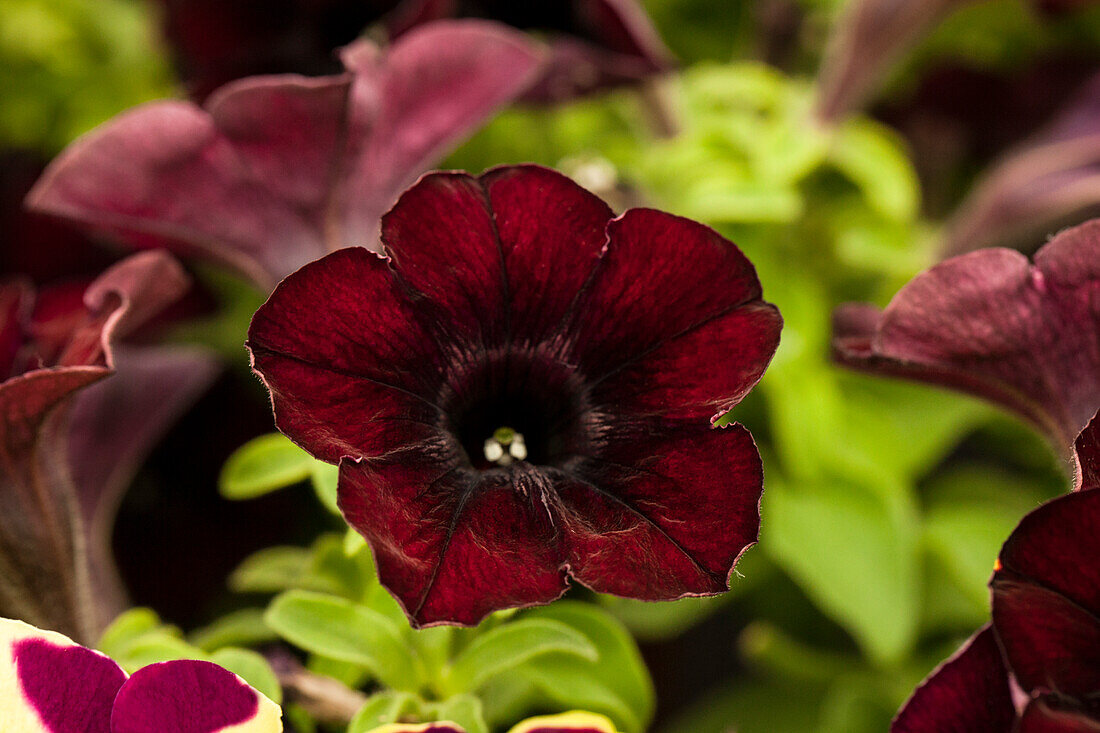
[247,164,781,626]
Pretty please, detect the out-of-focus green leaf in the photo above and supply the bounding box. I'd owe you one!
[428,695,488,733]
[229,546,314,595]
[97,608,161,658]
[657,679,823,733]
[210,647,283,704]
[348,691,423,733]
[311,460,341,515]
[764,477,921,665]
[597,593,729,641]
[828,119,919,222]
[188,608,277,651]
[514,602,655,733]
[740,622,859,684]
[442,619,597,695]
[265,590,418,691]
[219,433,314,500]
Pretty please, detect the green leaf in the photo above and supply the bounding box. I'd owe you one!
[188,608,277,651]
[97,607,162,658]
[764,477,921,665]
[229,546,314,594]
[429,695,488,733]
[348,691,423,733]
[265,590,419,691]
[519,664,640,733]
[219,433,314,500]
[828,119,919,222]
[441,618,597,696]
[523,598,651,726]
[115,634,204,673]
[210,647,282,704]
[311,460,341,515]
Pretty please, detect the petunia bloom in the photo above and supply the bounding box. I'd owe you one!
[27,22,542,291]
[156,0,671,103]
[832,218,1100,455]
[942,72,1100,257]
[0,617,281,732]
[892,409,1100,731]
[0,252,216,643]
[367,711,620,733]
[247,164,781,627]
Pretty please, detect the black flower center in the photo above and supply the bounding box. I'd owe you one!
[443,349,591,471]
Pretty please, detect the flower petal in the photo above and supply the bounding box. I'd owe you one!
[832,221,1100,452]
[247,247,445,463]
[29,23,541,289]
[67,346,218,632]
[110,659,282,733]
[386,0,672,101]
[814,0,969,122]
[568,208,772,420]
[944,72,1100,256]
[507,711,620,733]
[480,165,613,347]
[338,22,544,248]
[992,488,1100,698]
[0,252,191,642]
[1017,697,1100,733]
[339,457,568,627]
[0,616,126,733]
[157,0,382,101]
[891,626,1016,733]
[557,420,762,599]
[1074,410,1100,491]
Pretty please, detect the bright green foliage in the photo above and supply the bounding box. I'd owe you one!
[219,433,315,500]
[0,0,174,153]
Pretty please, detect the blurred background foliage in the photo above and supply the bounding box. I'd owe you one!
[3,0,1097,731]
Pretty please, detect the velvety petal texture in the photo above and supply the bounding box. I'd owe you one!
[28,22,542,290]
[0,252,194,643]
[0,617,126,733]
[891,626,1015,733]
[248,164,781,626]
[992,486,1100,706]
[833,219,1100,454]
[0,618,282,733]
[111,660,282,733]
[944,73,1100,256]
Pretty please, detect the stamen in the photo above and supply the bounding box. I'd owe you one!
[484,427,527,466]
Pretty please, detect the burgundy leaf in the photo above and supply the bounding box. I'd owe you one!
[833,220,1100,454]
[891,626,1016,733]
[28,22,543,290]
[1017,698,1100,733]
[248,165,779,626]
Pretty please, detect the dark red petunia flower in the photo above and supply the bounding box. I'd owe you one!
[384,0,674,102]
[942,72,1100,257]
[892,410,1100,732]
[27,22,542,291]
[833,218,1100,455]
[0,252,217,643]
[157,0,671,104]
[246,165,781,627]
